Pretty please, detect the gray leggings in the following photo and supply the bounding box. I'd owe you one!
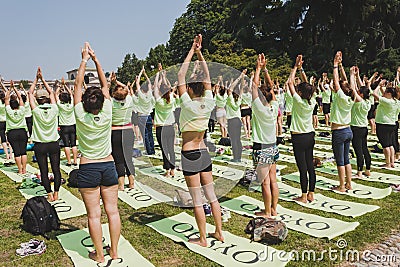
[227,117,242,160]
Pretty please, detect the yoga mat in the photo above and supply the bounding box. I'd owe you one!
[59,160,80,175]
[57,223,154,267]
[275,154,297,164]
[0,164,38,183]
[147,212,291,266]
[118,181,172,209]
[249,182,379,217]
[316,167,400,185]
[213,155,253,167]
[282,172,392,199]
[350,159,400,171]
[221,195,360,239]
[138,166,188,189]
[19,186,86,220]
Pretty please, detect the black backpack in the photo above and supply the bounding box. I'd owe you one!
[21,196,60,239]
[245,217,288,244]
[218,137,231,146]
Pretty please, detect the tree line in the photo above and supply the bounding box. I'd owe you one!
[117,0,400,83]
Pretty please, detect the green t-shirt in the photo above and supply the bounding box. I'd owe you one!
[215,93,227,108]
[226,94,242,119]
[154,94,176,126]
[350,100,371,127]
[24,101,32,118]
[112,95,134,126]
[251,98,278,145]
[75,99,112,159]
[321,87,331,104]
[330,89,354,125]
[57,99,76,126]
[136,90,155,115]
[0,102,6,122]
[284,91,293,113]
[179,90,215,132]
[375,97,399,125]
[31,103,59,143]
[6,105,27,131]
[242,92,252,107]
[290,93,316,133]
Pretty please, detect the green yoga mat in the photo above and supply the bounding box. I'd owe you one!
[250,182,379,217]
[0,164,38,183]
[118,181,172,209]
[221,195,360,239]
[57,223,154,267]
[147,212,291,266]
[316,167,400,184]
[19,186,86,220]
[283,172,392,199]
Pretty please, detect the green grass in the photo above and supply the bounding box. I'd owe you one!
[0,139,400,267]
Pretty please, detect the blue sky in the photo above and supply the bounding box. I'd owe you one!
[0,0,190,80]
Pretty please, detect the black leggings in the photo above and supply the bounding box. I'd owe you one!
[0,121,6,143]
[34,142,62,193]
[7,128,28,157]
[291,132,316,193]
[227,117,242,161]
[351,126,371,171]
[25,116,33,137]
[286,114,292,129]
[156,125,176,170]
[59,125,77,147]
[393,121,400,153]
[111,128,135,177]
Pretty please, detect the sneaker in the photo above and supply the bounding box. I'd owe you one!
[20,239,41,248]
[16,240,46,257]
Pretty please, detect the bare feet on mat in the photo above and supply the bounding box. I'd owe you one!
[53,191,59,201]
[188,237,207,247]
[47,193,54,202]
[332,186,346,192]
[255,210,272,218]
[208,232,224,242]
[345,183,352,190]
[88,250,104,263]
[293,196,307,203]
[307,192,314,202]
[271,208,278,216]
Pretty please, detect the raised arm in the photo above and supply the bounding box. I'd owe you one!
[38,67,56,104]
[143,69,152,93]
[153,71,161,99]
[177,34,201,96]
[354,66,364,87]
[228,69,247,94]
[87,43,109,100]
[332,51,342,93]
[263,67,274,89]
[252,53,265,100]
[195,36,211,91]
[74,42,91,105]
[339,62,348,82]
[297,57,307,83]
[136,68,144,92]
[287,55,302,96]
[28,69,39,109]
[10,81,24,107]
[350,66,362,102]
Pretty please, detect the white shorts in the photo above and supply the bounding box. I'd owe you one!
[216,108,226,118]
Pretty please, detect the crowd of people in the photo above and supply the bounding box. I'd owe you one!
[0,35,399,262]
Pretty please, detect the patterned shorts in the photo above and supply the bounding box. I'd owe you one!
[252,145,279,165]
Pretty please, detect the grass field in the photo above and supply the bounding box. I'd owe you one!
[0,130,399,267]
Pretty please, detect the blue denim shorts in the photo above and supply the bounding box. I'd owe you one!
[77,161,118,188]
[332,127,353,166]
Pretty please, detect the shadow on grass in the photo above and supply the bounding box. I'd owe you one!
[129,212,167,225]
[19,222,81,240]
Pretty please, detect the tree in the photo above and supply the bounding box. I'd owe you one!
[116,53,143,84]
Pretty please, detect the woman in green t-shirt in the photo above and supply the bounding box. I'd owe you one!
[56,78,78,167]
[372,83,399,168]
[226,70,246,162]
[251,53,280,218]
[28,67,62,202]
[73,42,120,263]
[288,55,317,203]
[154,68,177,177]
[177,34,223,247]
[0,82,13,161]
[5,81,28,174]
[214,79,228,138]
